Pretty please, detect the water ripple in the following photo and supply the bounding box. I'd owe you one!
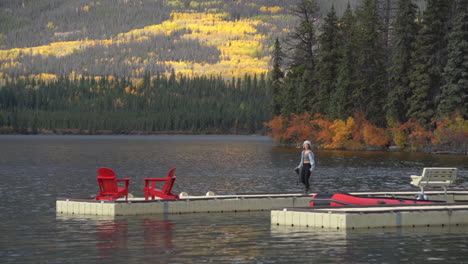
[1,135,467,264]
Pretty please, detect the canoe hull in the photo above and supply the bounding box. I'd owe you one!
[309,193,436,207]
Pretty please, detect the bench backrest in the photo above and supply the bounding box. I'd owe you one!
[421,167,457,182]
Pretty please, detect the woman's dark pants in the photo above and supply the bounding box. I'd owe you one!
[300,163,311,192]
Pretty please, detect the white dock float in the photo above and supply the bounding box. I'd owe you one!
[271,203,468,229]
[56,193,312,216]
[57,190,468,217]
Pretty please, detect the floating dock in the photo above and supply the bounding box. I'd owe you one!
[271,190,468,229]
[57,190,468,217]
[56,193,312,216]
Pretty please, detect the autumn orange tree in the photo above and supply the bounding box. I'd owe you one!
[387,121,431,151]
[265,112,390,150]
[432,113,468,152]
[265,108,466,153]
[263,115,290,143]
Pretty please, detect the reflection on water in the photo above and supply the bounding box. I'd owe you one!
[94,217,175,260]
[96,219,129,258]
[271,224,468,263]
[54,213,271,263]
[142,219,174,257]
[50,212,468,264]
[1,135,467,263]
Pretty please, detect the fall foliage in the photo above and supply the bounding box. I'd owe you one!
[265,112,466,153]
[0,10,273,79]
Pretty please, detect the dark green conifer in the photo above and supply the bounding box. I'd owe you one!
[297,69,314,114]
[407,0,453,126]
[386,0,419,123]
[281,66,305,116]
[333,4,358,120]
[281,0,320,116]
[353,0,387,125]
[270,38,285,116]
[289,0,319,72]
[315,5,340,115]
[438,0,468,118]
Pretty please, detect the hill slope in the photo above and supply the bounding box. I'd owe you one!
[1,0,302,78]
[2,0,426,79]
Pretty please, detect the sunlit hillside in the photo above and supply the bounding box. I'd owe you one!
[1,11,274,78]
[0,0,300,79]
[0,0,426,79]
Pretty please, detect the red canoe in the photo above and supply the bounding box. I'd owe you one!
[309,193,437,207]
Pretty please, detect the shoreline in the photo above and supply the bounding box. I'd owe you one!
[1,130,466,155]
[0,127,266,137]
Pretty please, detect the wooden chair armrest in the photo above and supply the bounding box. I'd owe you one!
[144,178,170,190]
[144,178,170,182]
[117,178,131,182]
[116,178,130,188]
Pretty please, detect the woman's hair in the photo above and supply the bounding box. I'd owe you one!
[303,140,312,149]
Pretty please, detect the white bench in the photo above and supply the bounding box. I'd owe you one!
[410,167,458,195]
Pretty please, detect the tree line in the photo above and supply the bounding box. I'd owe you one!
[0,72,271,134]
[271,0,467,128]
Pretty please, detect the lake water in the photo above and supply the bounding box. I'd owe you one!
[1,135,467,263]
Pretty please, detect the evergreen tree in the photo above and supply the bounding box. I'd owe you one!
[288,0,319,72]
[354,0,387,125]
[407,0,453,126]
[315,5,340,115]
[270,38,285,116]
[380,0,399,51]
[438,0,468,118]
[297,69,315,114]
[282,0,320,116]
[281,66,305,116]
[0,74,272,134]
[333,4,358,120]
[386,0,419,123]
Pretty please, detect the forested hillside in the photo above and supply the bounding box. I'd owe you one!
[0,72,271,134]
[0,0,465,153]
[0,0,292,78]
[267,0,467,153]
[0,0,301,78]
[0,0,425,78]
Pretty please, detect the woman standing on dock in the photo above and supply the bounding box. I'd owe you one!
[296,140,315,193]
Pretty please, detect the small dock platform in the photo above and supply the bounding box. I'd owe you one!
[271,203,468,229]
[272,190,468,229]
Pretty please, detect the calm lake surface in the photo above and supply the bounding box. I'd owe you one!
[1,135,467,263]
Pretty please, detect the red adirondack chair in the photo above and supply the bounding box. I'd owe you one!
[143,168,179,200]
[96,167,131,201]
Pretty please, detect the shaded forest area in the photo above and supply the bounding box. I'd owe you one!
[268,0,467,153]
[0,73,271,134]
